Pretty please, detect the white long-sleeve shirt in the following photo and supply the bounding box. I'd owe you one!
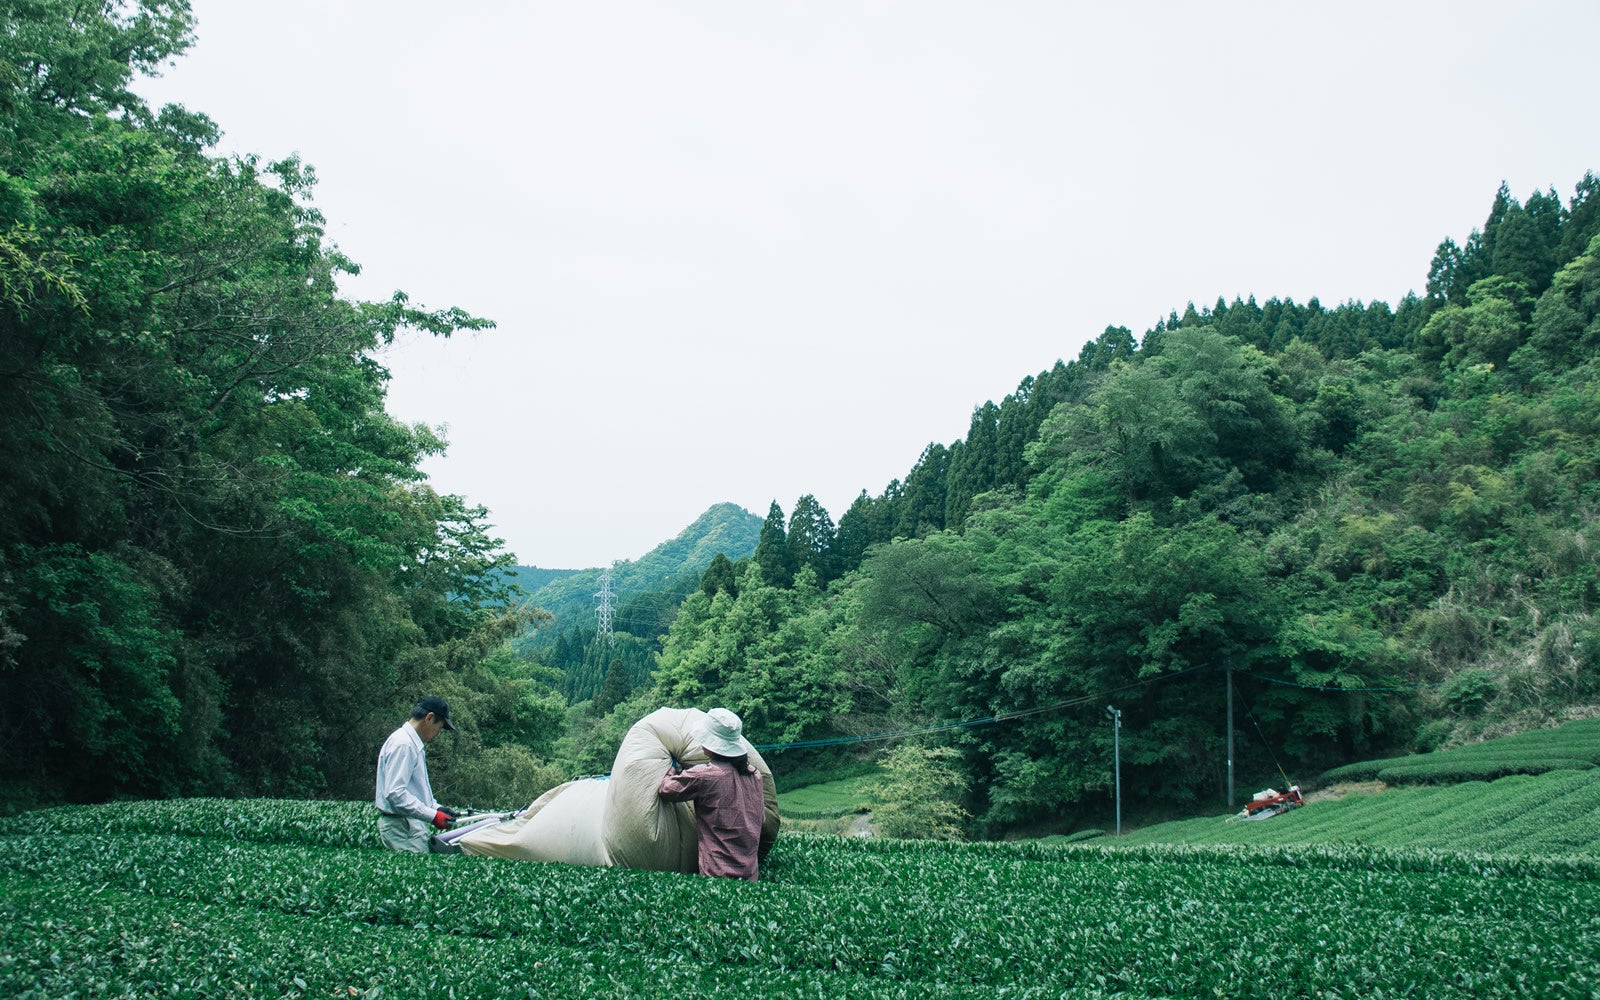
[374,723,438,822]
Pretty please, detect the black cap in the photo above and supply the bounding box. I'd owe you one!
[412,695,456,731]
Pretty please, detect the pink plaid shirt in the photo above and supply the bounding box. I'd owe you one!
[658,759,765,880]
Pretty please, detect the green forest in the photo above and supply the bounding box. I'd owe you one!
[651,170,1600,831]
[6,2,1600,838]
[0,1,546,808]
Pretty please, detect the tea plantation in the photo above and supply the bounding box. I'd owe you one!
[1113,765,1600,855]
[1104,718,1600,854]
[5,790,1600,998]
[1322,718,1600,786]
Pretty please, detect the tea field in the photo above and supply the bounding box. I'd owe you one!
[775,773,876,819]
[4,797,1599,998]
[1112,765,1600,856]
[1321,717,1600,785]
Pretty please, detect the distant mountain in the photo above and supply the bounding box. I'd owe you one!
[512,502,763,649]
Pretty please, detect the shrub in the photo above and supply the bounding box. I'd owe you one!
[862,745,971,840]
[1412,718,1453,753]
[439,745,564,812]
[1442,669,1499,716]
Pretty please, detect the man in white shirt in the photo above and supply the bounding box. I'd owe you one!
[374,695,457,852]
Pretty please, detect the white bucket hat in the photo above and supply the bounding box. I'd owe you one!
[697,707,747,758]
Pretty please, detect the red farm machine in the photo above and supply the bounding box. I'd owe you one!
[1235,785,1305,821]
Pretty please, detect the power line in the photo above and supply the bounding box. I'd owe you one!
[752,664,1211,752]
[1255,675,1443,693]
[749,663,1438,753]
[1235,679,1295,790]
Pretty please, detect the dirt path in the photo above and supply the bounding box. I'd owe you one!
[1307,780,1388,804]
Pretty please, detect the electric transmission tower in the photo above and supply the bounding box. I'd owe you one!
[595,566,615,648]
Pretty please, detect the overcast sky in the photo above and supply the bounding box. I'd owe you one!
[134,2,1599,569]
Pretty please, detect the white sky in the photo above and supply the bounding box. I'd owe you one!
[134,2,1599,569]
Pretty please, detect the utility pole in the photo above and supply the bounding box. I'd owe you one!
[595,567,615,648]
[1226,662,1235,812]
[1106,705,1122,836]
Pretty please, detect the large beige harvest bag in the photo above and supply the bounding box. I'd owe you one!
[457,707,780,870]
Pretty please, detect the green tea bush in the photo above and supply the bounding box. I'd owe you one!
[776,774,876,820]
[1321,718,1600,785]
[1377,757,1595,784]
[7,798,1600,998]
[16,798,380,849]
[1117,767,1600,858]
[1322,756,1408,782]
[1036,828,1107,844]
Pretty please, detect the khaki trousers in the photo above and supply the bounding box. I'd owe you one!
[378,813,432,853]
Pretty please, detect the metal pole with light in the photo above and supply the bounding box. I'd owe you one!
[1226,662,1235,812]
[1106,705,1122,836]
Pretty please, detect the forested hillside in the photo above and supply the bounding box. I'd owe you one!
[500,565,580,593]
[511,501,762,703]
[624,172,1600,835]
[6,4,1599,838]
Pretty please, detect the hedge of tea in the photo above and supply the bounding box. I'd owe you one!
[4,799,1600,998]
[1114,766,1600,857]
[13,797,380,849]
[1322,718,1600,784]
[1375,756,1594,783]
[775,774,875,820]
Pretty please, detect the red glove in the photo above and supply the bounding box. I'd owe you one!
[433,809,455,830]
